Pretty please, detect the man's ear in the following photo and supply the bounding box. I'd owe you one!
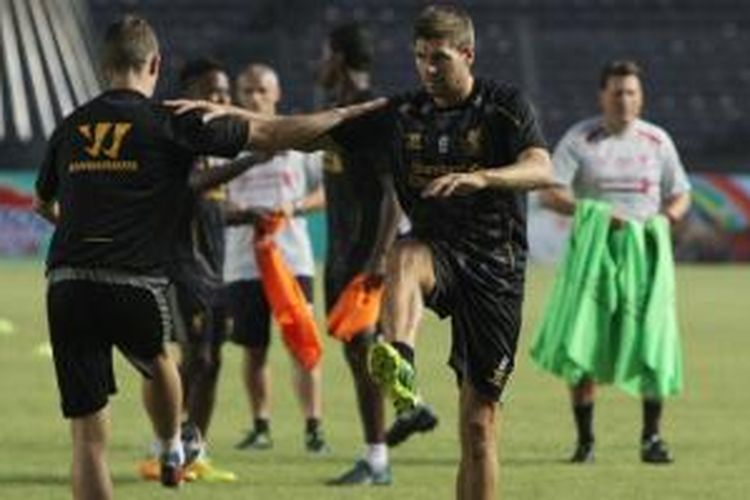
[462,46,475,66]
[148,53,161,76]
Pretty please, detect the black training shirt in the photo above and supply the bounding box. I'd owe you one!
[331,78,546,267]
[36,89,247,274]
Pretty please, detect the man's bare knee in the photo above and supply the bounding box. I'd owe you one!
[71,409,109,446]
[387,240,435,291]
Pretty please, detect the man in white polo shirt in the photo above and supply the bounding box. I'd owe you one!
[540,60,691,464]
[224,64,328,453]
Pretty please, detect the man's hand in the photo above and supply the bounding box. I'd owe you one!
[610,211,628,229]
[362,255,387,290]
[421,172,488,198]
[278,201,296,218]
[164,99,236,122]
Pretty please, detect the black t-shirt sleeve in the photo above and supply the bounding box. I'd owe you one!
[498,90,547,159]
[35,127,62,201]
[329,105,392,154]
[167,110,248,158]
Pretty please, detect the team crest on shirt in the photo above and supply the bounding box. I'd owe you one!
[463,127,483,156]
[405,132,422,152]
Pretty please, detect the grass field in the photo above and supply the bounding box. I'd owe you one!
[0,260,748,499]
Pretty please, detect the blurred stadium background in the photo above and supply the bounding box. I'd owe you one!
[0,1,749,499]
[2,0,750,261]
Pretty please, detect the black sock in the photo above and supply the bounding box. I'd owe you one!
[305,417,321,434]
[573,402,594,445]
[391,341,415,367]
[254,418,270,434]
[642,399,662,441]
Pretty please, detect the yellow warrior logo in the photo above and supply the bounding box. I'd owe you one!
[78,122,132,159]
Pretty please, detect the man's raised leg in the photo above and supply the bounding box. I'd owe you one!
[371,240,439,446]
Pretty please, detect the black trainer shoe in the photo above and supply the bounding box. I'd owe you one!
[159,450,184,488]
[385,403,439,447]
[569,441,595,463]
[305,429,330,454]
[235,429,273,450]
[327,459,392,486]
[641,435,673,464]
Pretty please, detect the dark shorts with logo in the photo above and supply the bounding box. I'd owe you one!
[169,276,228,346]
[226,277,314,349]
[423,239,525,402]
[46,268,172,418]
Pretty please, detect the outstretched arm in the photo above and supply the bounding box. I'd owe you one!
[189,153,268,192]
[422,147,557,198]
[166,98,387,153]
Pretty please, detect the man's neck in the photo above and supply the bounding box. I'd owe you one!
[603,117,636,135]
[107,73,153,98]
[433,75,475,108]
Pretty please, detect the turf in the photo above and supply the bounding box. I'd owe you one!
[0,260,747,499]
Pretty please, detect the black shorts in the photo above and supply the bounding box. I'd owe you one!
[424,239,525,402]
[169,280,228,346]
[46,269,172,418]
[324,258,362,313]
[227,276,314,348]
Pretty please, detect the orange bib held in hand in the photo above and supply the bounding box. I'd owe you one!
[327,274,384,342]
[254,214,322,370]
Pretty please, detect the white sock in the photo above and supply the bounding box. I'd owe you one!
[157,434,185,464]
[364,443,388,472]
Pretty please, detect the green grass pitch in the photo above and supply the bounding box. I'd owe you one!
[0,260,748,499]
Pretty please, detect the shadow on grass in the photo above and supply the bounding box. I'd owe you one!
[502,456,577,467]
[0,472,142,487]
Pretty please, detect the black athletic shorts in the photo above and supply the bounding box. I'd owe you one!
[324,257,361,313]
[226,276,314,349]
[423,239,525,402]
[169,279,228,346]
[46,268,172,418]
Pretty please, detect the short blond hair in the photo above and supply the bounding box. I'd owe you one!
[413,4,475,50]
[102,15,159,74]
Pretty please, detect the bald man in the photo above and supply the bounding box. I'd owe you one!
[226,64,329,453]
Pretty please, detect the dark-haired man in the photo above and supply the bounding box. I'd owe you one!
[539,60,691,465]
[319,22,405,486]
[319,6,553,499]
[138,57,240,483]
[328,7,554,499]
[35,15,386,498]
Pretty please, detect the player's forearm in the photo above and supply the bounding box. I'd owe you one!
[539,187,577,216]
[246,99,385,152]
[479,148,557,191]
[189,153,266,192]
[294,186,325,215]
[662,191,691,223]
